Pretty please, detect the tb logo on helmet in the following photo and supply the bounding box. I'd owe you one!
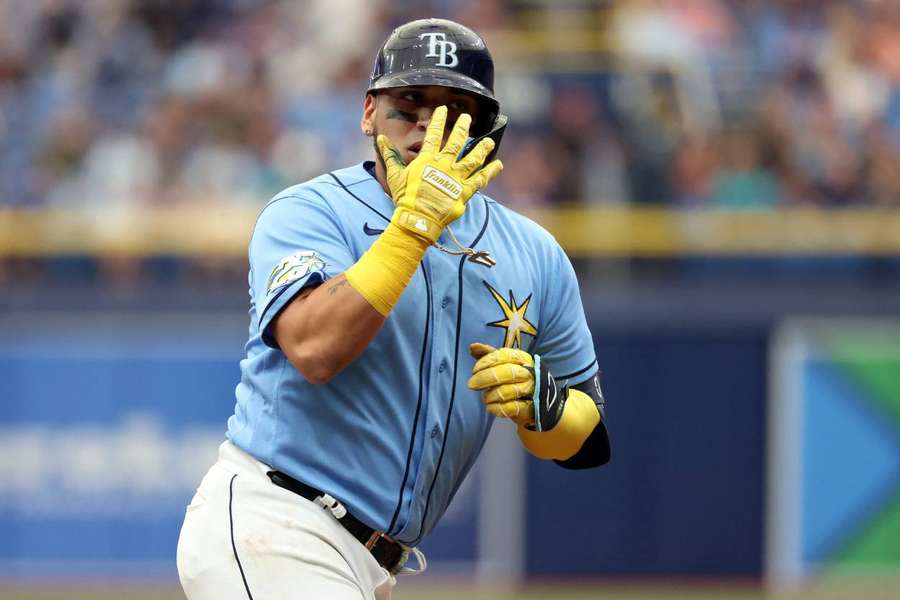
[419,32,459,67]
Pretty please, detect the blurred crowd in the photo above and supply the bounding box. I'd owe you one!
[0,0,898,211]
[495,0,900,208]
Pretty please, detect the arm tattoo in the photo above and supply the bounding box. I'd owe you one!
[385,108,417,123]
[327,279,350,296]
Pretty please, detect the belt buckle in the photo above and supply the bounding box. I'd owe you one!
[365,531,408,574]
[365,530,392,550]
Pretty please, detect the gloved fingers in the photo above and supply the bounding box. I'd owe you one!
[376,135,405,181]
[464,160,503,199]
[481,381,535,405]
[421,105,448,155]
[471,347,533,376]
[469,342,497,360]
[457,137,495,176]
[468,363,533,391]
[486,400,534,424]
[441,113,471,158]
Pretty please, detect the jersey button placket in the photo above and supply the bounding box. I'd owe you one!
[405,264,457,539]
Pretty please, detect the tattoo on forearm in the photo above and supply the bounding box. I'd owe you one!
[327,279,350,296]
[386,108,417,123]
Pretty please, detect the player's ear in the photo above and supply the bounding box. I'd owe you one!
[361,93,376,136]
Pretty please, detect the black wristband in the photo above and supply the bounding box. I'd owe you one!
[532,354,566,432]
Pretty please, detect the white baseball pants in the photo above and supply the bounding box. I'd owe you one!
[177,441,396,600]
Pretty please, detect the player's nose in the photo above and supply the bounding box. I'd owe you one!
[416,107,435,130]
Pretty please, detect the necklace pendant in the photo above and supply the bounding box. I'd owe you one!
[468,251,496,268]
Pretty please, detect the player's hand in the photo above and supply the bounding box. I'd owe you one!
[468,343,535,425]
[468,342,567,431]
[377,106,502,244]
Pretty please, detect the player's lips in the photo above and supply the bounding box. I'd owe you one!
[407,141,422,156]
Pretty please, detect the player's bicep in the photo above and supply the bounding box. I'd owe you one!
[532,245,597,386]
[250,194,354,348]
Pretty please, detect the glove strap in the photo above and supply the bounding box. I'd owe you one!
[392,208,442,243]
[531,354,564,432]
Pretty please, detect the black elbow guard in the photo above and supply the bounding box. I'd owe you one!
[554,371,610,470]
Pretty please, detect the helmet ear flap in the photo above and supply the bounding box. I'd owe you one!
[461,113,507,163]
[468,98,499,138]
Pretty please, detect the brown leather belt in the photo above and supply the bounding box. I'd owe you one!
[267,470,407,574]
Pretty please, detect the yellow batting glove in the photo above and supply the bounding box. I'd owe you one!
[344,108,501,317]
[377,105,503,244]
[468,343,536,426]
[468,342,601,461]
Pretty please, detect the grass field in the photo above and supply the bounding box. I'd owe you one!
[1,580,897,600]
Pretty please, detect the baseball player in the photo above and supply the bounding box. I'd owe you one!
[176,18,609,600]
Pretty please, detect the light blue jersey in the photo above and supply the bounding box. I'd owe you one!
[227,161,597,544]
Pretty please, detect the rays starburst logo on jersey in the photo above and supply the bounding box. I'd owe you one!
[483,281,538,349]
[266,251,326,294]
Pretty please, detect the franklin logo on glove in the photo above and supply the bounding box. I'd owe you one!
[422,166,463,199]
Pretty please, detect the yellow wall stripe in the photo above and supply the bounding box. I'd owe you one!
[2,206,899,257]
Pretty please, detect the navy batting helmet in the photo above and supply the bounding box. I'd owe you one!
[368,18,507,158]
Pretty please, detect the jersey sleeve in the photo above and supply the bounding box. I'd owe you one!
[531,242,597,386]
[249,192,355,348]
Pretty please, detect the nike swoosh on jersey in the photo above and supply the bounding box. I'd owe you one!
[363,223,384,236]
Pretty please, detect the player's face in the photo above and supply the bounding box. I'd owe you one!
[362,86,481,165]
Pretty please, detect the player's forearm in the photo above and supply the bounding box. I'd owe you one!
[344,222,430,316]
[275,275,385,384]
[516,388,601,461]
[553,417,610,469]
